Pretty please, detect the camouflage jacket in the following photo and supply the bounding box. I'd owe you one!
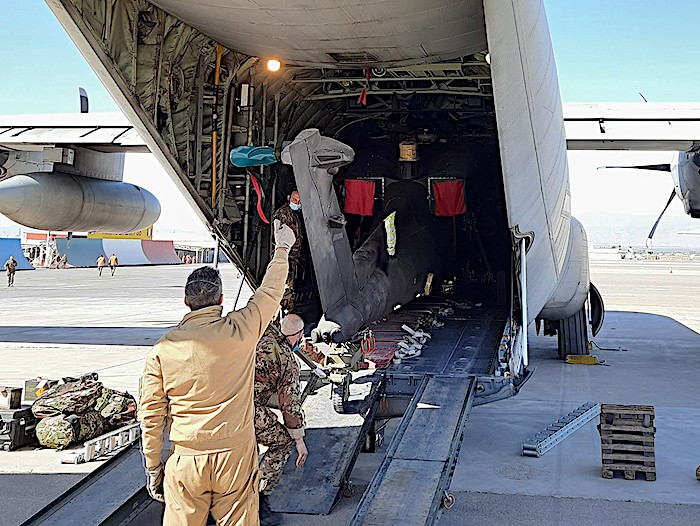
[255,324,306,439]
[4,259,17,273]
[271,204,302,281]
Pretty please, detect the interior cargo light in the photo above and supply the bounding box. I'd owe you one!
[267,59,281,72]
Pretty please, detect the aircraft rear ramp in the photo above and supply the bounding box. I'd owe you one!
[350,376,476,526]
[267,304,508,523]
[269,379,384,515]
[20,445,149,526]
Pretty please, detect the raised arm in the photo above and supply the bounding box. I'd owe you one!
[224,220,295,343]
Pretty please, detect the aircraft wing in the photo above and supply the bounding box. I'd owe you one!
[0,113,159,233]
[563,102,700,151]
[0,113,147,153]
[8,103,700,153]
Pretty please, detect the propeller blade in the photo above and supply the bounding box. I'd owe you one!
[646,189,677,249]
[598,164,671,172]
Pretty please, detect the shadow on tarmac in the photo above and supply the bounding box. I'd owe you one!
[0,326,170,345]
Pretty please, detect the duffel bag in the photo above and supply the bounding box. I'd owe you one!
[32,374,103,419]
[94,387,137,428]
[36,411,105,449]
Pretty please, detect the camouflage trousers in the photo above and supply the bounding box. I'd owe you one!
[254,404,293,495]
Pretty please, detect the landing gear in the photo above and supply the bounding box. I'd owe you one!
[332,373,352,413]
[557,305,590,359]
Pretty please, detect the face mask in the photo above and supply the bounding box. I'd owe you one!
[290,202,301,211]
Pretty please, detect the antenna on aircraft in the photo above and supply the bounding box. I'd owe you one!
[79,87,89,113]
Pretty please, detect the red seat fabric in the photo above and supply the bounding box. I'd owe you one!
[432,180,466,217]
[344,179,376,216]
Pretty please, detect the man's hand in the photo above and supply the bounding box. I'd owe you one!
[274,219,296,252]
[295,437,308,468]
[146,464,165,502]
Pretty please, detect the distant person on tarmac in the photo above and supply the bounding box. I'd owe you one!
[4,255,18,287]
[109,254,118,276]
[97,255,106,276]
[139,219,294,526]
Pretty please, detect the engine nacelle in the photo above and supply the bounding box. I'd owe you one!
[672,151,700,218]
[0,172,160,233]
[538,217,589,320]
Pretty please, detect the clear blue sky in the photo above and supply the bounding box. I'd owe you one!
[1,0,700,113]
[0,1,120,114]
[545,0,700,102]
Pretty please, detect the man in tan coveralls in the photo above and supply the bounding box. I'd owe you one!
[139,219,295,526]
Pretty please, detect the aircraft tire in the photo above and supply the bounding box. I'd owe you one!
[557,305,590,359]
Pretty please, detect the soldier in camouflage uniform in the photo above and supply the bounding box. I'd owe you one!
[271,190,303,313]
[4,255,17,287]
[254,316,307,523]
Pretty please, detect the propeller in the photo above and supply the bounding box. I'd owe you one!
[646,189,677,249]
[597,164,670,172]
[597,158,677,249]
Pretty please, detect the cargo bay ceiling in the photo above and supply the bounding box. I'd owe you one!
[46,0,494,281]
[149,0,488,67]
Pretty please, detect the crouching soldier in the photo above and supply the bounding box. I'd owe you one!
[254,315,308,526]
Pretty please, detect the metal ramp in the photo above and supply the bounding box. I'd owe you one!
[350,375,477,526]
[522,402,601,457]
[20,444,149,526]
[268,378,384,515]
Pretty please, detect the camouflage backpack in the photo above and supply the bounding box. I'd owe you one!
[36,411,105,449]
[31,374,103,419]
[94,387,137,429]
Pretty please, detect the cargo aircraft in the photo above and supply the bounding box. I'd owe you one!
[9,2,700,523]
[4,1,700,377]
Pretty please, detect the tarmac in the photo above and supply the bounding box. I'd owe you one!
[1,259,699,525]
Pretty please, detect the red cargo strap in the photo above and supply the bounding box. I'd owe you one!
[432,179,467,217]
[248,172,270,224]
[344,179,375,216]
[357,69,371,106]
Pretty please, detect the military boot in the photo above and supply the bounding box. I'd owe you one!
[259,493,283,526]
